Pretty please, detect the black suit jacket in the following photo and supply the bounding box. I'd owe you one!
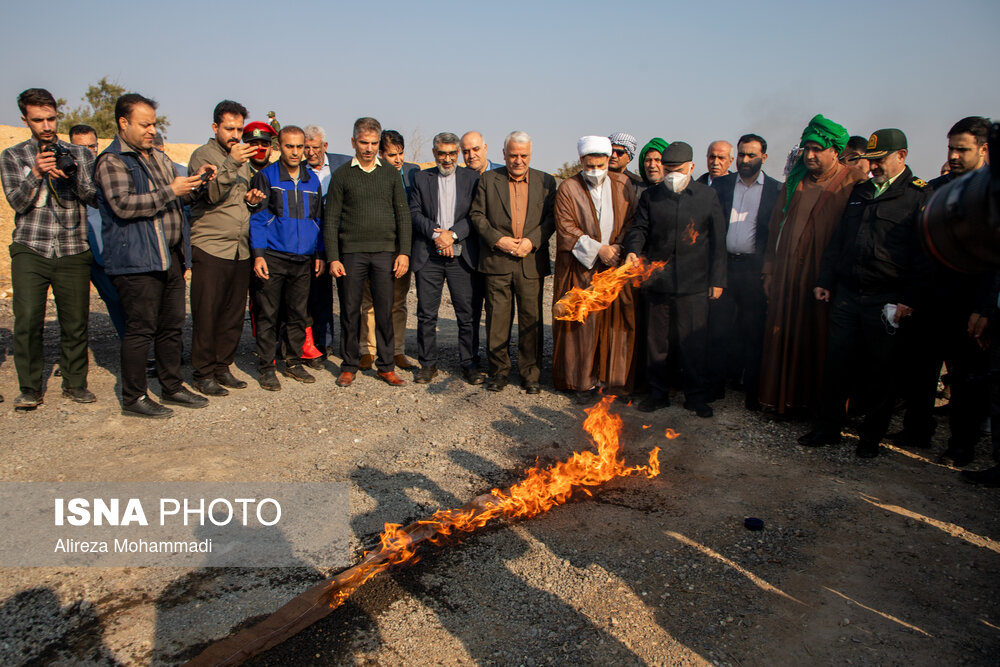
[623,181,727,295]
[710,171,782,259]
[409,166,480,272]
[470,167,557,278]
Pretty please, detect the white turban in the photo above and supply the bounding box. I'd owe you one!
[577,136,612,158]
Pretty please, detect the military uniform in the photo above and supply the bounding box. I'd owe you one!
[808,135,931,456]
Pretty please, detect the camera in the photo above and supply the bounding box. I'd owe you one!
[42,143,78,177]
[920,121,1000,273]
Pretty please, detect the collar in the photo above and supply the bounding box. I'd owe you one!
[308,156,328,173]
[737,170,765,188]
[507,169,529,184]
[351,155,382,172]
[117,133,149,158]
[277,160,312,183]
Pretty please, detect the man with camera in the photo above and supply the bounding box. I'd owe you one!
[0,88,97,409]
[94,93,216,419]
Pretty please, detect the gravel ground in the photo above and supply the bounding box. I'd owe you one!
[0,282,998,666]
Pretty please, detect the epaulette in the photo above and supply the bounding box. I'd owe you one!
[911,178,929,189]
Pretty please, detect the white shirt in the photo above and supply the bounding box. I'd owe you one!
[726,171,765,254]
[436,170,456,231]
[350,155,381,173]
[572,176,614,269]
[310,155,331,192]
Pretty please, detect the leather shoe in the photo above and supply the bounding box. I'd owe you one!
[522,381,541,395]
[637,394,670,413]
[62,386,96,403]
[336,371,355,387]
[282,364,316,383]
[961,465,1000,487]
[394,354,414,369]
[684,400,713,418]
[358,354,375,370]
[378,370,406,386]
[259,368,281,391]
[414,366,438,384]
[215,369,247,389]
[13,391,43,409]
[304,356,325,370]
[485,376,507,392]
[855,440,880,458]
[462,367,485,385]
[798,429,841,447]
[122,395,173,419]
[161,387,209,408]
[573,388,598,405]
[193,377,229,397]
[938,446,974,468]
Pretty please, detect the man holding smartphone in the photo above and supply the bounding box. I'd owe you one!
[187,100,265,397]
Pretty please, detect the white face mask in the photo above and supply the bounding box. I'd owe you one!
[663,170,690,193]
[582,168,607,186]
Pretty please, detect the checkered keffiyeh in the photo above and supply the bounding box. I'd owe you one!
[607,132,637,160]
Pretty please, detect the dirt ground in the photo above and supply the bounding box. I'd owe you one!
[0,278,998,667]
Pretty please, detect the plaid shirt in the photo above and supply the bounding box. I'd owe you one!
[94,138,186,248]
[0,138,97,258]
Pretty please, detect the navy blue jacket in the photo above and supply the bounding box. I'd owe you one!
[96,135,186,275]
[409,166,480,272]
[711,171,782,260]
[250,161,324,260]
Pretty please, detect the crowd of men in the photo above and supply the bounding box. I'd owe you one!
[2,87,997,485]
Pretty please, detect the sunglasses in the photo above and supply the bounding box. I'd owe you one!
[612,149,629,157]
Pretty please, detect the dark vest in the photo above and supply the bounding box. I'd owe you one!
[96,135,176,275]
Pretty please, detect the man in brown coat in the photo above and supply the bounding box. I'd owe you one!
[759,115,867,416]
[470,131,556,394]
[553,136,638,402]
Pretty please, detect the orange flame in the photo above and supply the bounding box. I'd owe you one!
[316,397,670,608]
[683,221,699,245]
[642,424,652,429]
[664,428,680,439]
[553,258,667,323]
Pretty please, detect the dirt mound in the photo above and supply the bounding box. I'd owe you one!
[0,124,200,292]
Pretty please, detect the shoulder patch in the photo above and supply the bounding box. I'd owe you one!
[911,178,928,189]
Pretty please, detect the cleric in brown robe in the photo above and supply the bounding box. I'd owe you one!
[759,115,867,415]
[553,136,638,401]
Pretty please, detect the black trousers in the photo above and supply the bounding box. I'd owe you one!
[111,245,186,405]
[818,288,898,442]
[252,253,311,371]
[338,251,395,372]
[899,304,989,448]
[309,272,336,352]
[470,270,486,366]
[484,271,543,383]
[708,255,765,399]
[190,246,250,381]
[415,255,475,368]
[646,292,709,403]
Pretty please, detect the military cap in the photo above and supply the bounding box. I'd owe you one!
[660,141,693,166]
[859,129,907,159]
[243,121,277,142]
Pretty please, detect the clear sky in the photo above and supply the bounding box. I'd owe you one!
[1,0,997,179]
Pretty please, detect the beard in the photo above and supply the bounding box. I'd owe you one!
[737,159,761,179]
[438,163,457,176]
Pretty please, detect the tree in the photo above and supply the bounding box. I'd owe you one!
[58,77,170,138]
[554,161,581,180]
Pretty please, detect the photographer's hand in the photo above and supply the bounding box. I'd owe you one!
[229,143,256,165]
[34,151,66,180]
[171,174,206,197]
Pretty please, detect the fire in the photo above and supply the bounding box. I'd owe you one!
[553,258,667,323]
[665,428,680,439]
[315,396,669,609]
[683,221,699,245]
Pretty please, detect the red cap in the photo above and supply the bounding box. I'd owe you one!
[243,121,277,141]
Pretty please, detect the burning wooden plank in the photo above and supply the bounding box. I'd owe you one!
[552,258,666,323]
[187,397,670,666]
